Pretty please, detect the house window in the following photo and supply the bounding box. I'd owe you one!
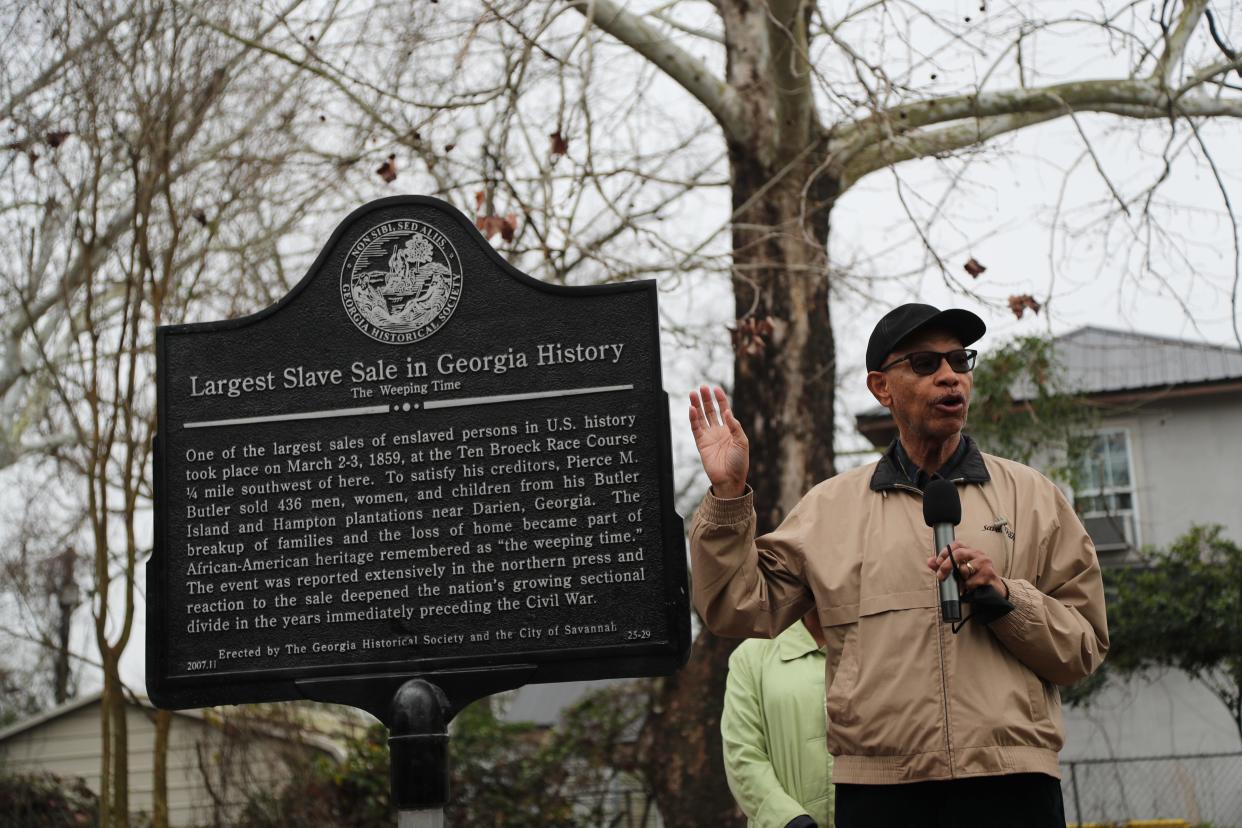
[1075,429,1138,556]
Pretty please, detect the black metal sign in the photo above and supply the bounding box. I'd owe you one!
[148,196,690,714]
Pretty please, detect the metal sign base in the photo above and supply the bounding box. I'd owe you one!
[399,809,445,828]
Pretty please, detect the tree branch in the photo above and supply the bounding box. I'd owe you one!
[1152,0,1209,85]
[0,209,134,399]
[651,8,724,44]
[832,75,1242,177]
[1205,6,1241,76]
[566,0,747,144]
[168,0,414,139]
[0,10,135,123]
[837,76,1242,150]
[1176,104,1242,351]
[1180,54,1242,91]
[840,110,1063,190]
[839,83,1242,190]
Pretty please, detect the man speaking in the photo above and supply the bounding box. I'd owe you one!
[688,303,1108,827]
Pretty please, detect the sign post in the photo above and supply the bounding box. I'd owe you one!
[148,196,690,814]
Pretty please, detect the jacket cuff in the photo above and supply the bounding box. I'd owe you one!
[988,578,1038,636]
[698,485,754,526]
[753,784,815,827]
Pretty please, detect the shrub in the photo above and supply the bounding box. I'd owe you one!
[0,771,98,827]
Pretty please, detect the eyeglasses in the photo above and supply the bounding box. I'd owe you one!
[879,348,977,376]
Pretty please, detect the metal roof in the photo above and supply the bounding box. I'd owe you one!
[1027,326,1242,396]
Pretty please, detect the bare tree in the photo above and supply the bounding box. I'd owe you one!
[0,2,373,824]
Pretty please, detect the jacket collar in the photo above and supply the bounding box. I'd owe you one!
[778,621,824,661]
[869,433,990,492]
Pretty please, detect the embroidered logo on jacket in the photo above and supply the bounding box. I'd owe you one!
[983,518,1015,540]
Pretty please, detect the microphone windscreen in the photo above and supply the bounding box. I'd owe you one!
[922,478,961,526]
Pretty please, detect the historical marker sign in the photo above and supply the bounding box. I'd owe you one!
[148,196,690,712]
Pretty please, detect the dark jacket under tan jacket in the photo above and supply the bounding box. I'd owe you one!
[691,443,1108,786]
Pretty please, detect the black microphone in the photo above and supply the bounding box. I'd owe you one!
[923,478,961,623]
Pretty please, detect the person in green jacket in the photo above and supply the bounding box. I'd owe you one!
[722,608,833,828]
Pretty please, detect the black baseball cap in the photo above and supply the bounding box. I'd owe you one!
[865,303,986,372]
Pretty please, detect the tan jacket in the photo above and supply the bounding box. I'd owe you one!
[691,450,1108,785]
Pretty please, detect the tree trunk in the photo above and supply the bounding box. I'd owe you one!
[640,3,838,826]
[719,0,838,514]
[638,630,745,827]
[153,709,172,828]
[99,683,112,828]
[727,165,838,524]
[103,656,130,827]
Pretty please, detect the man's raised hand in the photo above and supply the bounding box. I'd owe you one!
[688,385,749,499]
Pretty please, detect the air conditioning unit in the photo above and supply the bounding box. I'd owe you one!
[1082,513,1134,552]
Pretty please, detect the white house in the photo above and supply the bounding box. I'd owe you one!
[0,692,352,826]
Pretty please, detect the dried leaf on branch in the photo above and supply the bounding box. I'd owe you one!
[1008,294,1042,318]
[376,154,397,183]
[964,257,987,278]
[728,316,774,357]
[476,213,518,242]
[474,190,518,241]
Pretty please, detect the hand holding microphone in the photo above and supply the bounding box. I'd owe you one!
[923,478,1012,626]
[922,479,962,623]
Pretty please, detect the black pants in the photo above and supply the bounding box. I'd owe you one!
[835,773,1066,828]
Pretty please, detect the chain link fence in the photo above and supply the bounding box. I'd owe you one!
[1062,752,1242,828]
[568,780,662,827]
[572,755,1242,827]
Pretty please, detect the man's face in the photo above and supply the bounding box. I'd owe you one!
[866,330,973,444]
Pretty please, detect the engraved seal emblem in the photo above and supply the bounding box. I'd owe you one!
[340,219,463,344]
